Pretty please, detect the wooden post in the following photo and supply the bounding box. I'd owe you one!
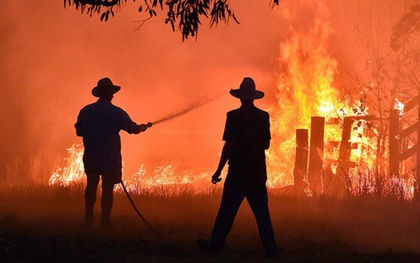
[416,94,420,200]
[389,109,400,175]
[308,116,325,195]
[294,129,308,194]
[321,116,353,197]
[337,117,354,177]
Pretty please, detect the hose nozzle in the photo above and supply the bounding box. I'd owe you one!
[139,122,152,132]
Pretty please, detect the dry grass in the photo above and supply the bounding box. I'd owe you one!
[1,182,420,262]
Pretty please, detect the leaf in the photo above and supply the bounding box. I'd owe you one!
[100,12,106,21]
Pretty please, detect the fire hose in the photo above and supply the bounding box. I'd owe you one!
[118,97,218,237]
[120,179,170,237]
[118,121,171,237]
[118,98,328,256]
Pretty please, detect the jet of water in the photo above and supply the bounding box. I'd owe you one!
[151,96,220,125]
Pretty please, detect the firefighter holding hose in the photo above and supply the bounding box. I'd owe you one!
[75,77,151,228]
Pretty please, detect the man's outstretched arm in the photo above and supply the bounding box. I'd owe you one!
[132,122,153,134]
[118,109,152,134]
[212,141,234,184]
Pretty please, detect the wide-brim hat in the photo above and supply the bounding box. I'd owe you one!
[230,77,264,100]
[92,77,121,97]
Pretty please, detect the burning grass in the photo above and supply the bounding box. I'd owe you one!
[1,181,420,262]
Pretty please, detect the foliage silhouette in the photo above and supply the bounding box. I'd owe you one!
[64,0,280,40]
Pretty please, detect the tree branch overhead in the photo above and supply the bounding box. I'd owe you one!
[64,0,280,40]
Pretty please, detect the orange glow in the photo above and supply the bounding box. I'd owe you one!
[394,98,405,114]
[49,143,217,194]
[43,0,415,199]
[49,1,376,195]
[265,0,377,189]
[49,144,84,186]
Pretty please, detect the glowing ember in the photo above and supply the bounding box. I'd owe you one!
[121,164,212,193]
[394,98,405,114]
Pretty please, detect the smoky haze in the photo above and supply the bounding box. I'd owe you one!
[0,0,283,180]
[2,1,420,258]
[0,0,417,181]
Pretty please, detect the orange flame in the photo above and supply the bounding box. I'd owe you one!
[48,144,217,194]
[49,0,413,198]
[265,0,380,190]
[267,0,346,187]
[49,143,85,186]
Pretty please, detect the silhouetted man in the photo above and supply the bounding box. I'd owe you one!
[198,77,278,257]
[75,77,151,228]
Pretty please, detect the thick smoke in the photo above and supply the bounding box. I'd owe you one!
[0,0,283,181]
[0,0,418,182]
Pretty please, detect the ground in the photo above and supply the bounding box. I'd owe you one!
[1,184,420,262]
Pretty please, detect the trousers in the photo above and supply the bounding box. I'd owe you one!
[210,179,278,254]
[84,171,117,224]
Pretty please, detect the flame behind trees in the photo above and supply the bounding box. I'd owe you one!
[265,0,370,188]
[390,4,420,184]
[338,3,420,176]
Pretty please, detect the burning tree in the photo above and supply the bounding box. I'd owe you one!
[391,4,420,114]
[390,4,420,198]
[64,0,280,40]
[264,0,419,198]
[325,3,420,198]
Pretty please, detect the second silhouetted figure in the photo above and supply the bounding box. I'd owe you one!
[198,77,278,257]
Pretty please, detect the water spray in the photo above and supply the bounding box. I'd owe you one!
[150,96,220,126]
[122,95,221,235]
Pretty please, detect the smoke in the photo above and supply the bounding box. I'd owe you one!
[2,0,420,256]
[0,0,284,180]
[0,0,417,181]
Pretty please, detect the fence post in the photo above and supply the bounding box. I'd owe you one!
[416,94,420,200]
[337,117,354,177]
[308,116,325,195]
[294,129,308,194]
